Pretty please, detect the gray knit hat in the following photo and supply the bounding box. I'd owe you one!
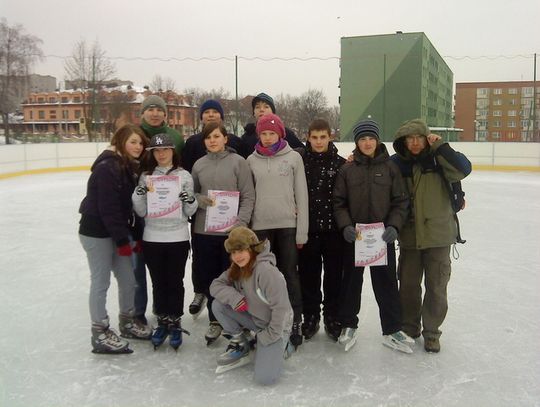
[142,95,167,114]
[395,119,430,138]
[224,227,265,254]
[353,119,380,142]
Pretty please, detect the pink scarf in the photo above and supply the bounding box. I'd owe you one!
[255,139,288,156]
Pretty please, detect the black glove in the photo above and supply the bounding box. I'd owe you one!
[342,225,356,243]
[135,186,147,196]
[381,226,398,243]
[179,191,195,204]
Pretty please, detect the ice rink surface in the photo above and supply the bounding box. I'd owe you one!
[0,170,539,407]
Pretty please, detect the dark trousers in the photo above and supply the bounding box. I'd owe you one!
[298,231,343,319]
[142,240,190,318]
[133,252,148,317]
[338,241,402,335]
[191,234,230,322]
[255,228,302,322]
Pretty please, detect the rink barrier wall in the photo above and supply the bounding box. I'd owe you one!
[0,141,539,179]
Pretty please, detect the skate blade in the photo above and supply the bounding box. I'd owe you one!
[383,340,413,354]
[215,356,250,374]
[343,338,357,352]
[91,347,133,354]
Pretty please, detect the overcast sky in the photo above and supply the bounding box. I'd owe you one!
[3,0,539,105]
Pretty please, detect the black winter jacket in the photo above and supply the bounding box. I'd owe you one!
[333,144,409,232]
[182,131,248,173]
[79,150,142,247]
[241,123,304,154]
[296,142,345,233]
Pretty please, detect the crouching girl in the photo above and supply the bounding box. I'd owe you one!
[210,227,293,385]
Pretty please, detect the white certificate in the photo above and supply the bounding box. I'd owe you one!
[354,222,388,267]
[146,175,181,219]
[204,190,240,232]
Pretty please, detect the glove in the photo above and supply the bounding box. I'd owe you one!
[132,240,143,253]
[135,186,147,196]
[381,226,398,243]
[342,225,357,243]
[179,191,196,204]
[234,298,249,312]
[196,195,214,209]
[117,244,133,257]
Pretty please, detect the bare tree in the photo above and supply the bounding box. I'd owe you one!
[274,93,300,133]
[183,87,231,131]
[0,18,43,144]
[149,75,176,92]
[64,39,115,141]
[327,105,340,140]
[296,89,329,139]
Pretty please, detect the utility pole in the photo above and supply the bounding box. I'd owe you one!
[532,53,537,142]
[235,55,239,136]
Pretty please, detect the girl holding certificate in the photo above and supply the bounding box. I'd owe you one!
[79,124,151,354]
[191,122,255,345]
[132,133,198,350]
[332,119,413,353]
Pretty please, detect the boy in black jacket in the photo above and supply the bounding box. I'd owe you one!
[296,119,345,341]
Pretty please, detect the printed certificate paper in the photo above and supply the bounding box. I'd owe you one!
[354,222,388,267]
[146,175,181,219]
[204,190,240,232]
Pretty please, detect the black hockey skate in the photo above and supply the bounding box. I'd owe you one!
[290,321,303,349]
[301,315,320,340]
[91,326,133,354]
[205,321,223,346]
[324,315,341,342]
[189,293,207,319]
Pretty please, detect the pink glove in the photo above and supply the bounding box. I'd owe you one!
[234,298,248,312]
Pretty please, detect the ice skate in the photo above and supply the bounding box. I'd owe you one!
[382,331,413,354]
[205,321,223,346]
[91,326,132,354]
[151,316,170,350]
[324,316,341,342]
[301,315,320,340]
[169,317,190,351]
[215,333,250,374]
[338,327,358,352]
[189,293,207,319]
[119,314,152,340]
[289,321,303,349]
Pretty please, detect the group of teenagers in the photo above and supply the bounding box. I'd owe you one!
[78,92,472,385]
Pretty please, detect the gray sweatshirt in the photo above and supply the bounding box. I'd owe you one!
[132,166,197,242]
[247,144,309,244]
[210,241,293,346]
[191,148,255,236]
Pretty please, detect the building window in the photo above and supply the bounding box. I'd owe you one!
[49,109,57,119]
[62,110,69,119]
[522,87,533,96]
[509,99,516,106]
[37,97,45,103]
[521,119,531,128]
[477,88,488,98]
[491,131,500,140]
[508,110,516,117]
[507,131,516,139]
[493,88,502,95]
[476,109,488,117]
[493,120,501,128]
[521,131,529,140]
[477,130,488,141]
[75,110,82,119]
[508,88,518,95]
[38,110,45,119]
[49,97,57,103]
[493,99,502,106]
[30,111,33,120]
[61,97,68,103]
[508,120,516,128]
[73,97,81,103]
[493,110,502,117]
[476,99,489,108]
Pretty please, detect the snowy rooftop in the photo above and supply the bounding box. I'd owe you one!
[0,170,539,407]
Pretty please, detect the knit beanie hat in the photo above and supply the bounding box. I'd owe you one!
[252,92,276,114]
[353,119,380,143]
[395,119,430,138]
[199,99,224,120]
[146,133,174,150]
[224,227,265,254]
[256,113,286,138]
[142,95,167,114]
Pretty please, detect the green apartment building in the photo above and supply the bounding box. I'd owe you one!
[340,32,453,141]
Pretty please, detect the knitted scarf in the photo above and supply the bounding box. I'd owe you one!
[255,139,287,156]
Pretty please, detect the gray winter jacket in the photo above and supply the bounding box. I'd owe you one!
[210,241,293,346]
[191,148,255,236]
[247,144,309,245]
[132,166,197,242]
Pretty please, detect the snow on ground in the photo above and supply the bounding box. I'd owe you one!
[0,170,539,407]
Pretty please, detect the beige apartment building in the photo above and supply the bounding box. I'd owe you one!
[455,81,539,142]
